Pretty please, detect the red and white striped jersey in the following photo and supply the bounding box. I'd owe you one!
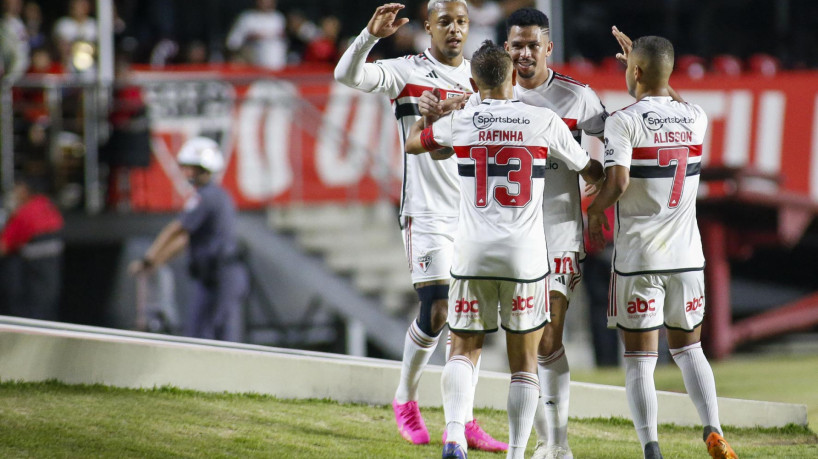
[515,70,608,257]
[422,99,590,281]
[373,50,472,218]
[604,96,707,274]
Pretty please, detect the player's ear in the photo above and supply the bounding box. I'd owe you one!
[424,19,432,36]
[634,65,643,83]
[469,77,478,93]
[545,39,554,58]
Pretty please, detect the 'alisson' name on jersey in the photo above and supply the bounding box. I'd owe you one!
[654,131,693,143]
[478,130,524,142]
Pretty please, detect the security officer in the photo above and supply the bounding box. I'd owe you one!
[129,137,248,341]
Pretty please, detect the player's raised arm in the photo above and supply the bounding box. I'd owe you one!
[612,25,684,102]
[334,3,409,90]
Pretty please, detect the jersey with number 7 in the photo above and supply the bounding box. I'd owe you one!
[422,98,591,281]
[604,96,708,275]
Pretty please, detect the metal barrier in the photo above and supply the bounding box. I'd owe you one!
[1,76,105,213]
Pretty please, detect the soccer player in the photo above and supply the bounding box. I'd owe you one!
[405,40,604,459]
[420,9,608,458]
[333,2,505,451]
[587,33,738,459]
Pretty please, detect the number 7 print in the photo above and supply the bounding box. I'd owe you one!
[658,146,690,208]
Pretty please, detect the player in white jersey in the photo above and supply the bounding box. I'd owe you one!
[406,40,603,459]
[333,2,506,451]
[420,9,608,458]
[587,33,738,459]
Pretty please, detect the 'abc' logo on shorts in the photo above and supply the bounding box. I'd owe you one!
[627,298,656,314]
[685,296,704,312]
[455,299,479,313]
[511,296,535,311]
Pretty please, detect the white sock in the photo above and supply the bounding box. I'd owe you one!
[442,355,475,448]
[535,347,570,446]
[395,320,439,403]
[468,354,481,422]
[507,371,540,459]
[671,342,722,435]
[624,351,659,449]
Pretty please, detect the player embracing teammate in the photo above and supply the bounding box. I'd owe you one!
[406,39,603,459]
[422,8,608,458]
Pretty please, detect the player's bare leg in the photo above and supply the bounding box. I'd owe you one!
[532,291,573,459]
[667,326,737,459]
[506,327,544,459]
[442,332,484,457]
[622,329,662,459]
[392,279,448,445]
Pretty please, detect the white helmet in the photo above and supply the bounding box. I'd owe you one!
[177,136,225,173]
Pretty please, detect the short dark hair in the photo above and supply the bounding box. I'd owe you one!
[471,40,512,88]
[632,35,675,69]
[506,8,549,34]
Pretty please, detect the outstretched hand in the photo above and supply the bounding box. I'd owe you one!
[612,25,632,64]
[419,89,445,125]
[367,3,410,38]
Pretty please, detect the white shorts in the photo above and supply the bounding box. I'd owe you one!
[401,215,457,284]
[448,277,549,333]
[608,270,705,331]
[548,251,583,303]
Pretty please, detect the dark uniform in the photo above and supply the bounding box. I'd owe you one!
[179,182,248,341]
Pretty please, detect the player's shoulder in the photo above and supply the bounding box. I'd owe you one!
[550,70,601,101]
[551,70,590,89]
[515,101,563,128]
[677,100,706,117]
[607,100,645,128]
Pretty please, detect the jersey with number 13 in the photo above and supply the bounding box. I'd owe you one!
[604,96,708,275]
[422,99,590,281]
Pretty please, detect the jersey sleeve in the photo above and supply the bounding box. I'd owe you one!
[577,85,609,138]
[372,58,411,99]
[546,114,590,172]
[603,112,634,169]
[420,112,454,150]
[465,92,481,107]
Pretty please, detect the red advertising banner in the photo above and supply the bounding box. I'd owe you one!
[128,66,818,211]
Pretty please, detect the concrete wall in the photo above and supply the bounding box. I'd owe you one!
[0,317,807,428]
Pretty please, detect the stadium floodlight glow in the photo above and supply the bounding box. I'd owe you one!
[71,41,96,72]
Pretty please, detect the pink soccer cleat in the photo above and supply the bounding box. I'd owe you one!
[392,398,430,445]
[443,419,508,453]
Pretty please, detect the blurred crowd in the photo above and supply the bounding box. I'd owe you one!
[1,0,817,210]
[4,0,818,83]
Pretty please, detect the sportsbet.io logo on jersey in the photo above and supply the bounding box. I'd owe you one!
[641,111,695,131]
[472,112,532,129]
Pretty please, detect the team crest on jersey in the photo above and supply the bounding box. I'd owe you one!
[417,254,432,272]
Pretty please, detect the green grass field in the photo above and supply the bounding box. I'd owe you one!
[0,381,816,458]
[573,353,818,430]
[2,353,818,457]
